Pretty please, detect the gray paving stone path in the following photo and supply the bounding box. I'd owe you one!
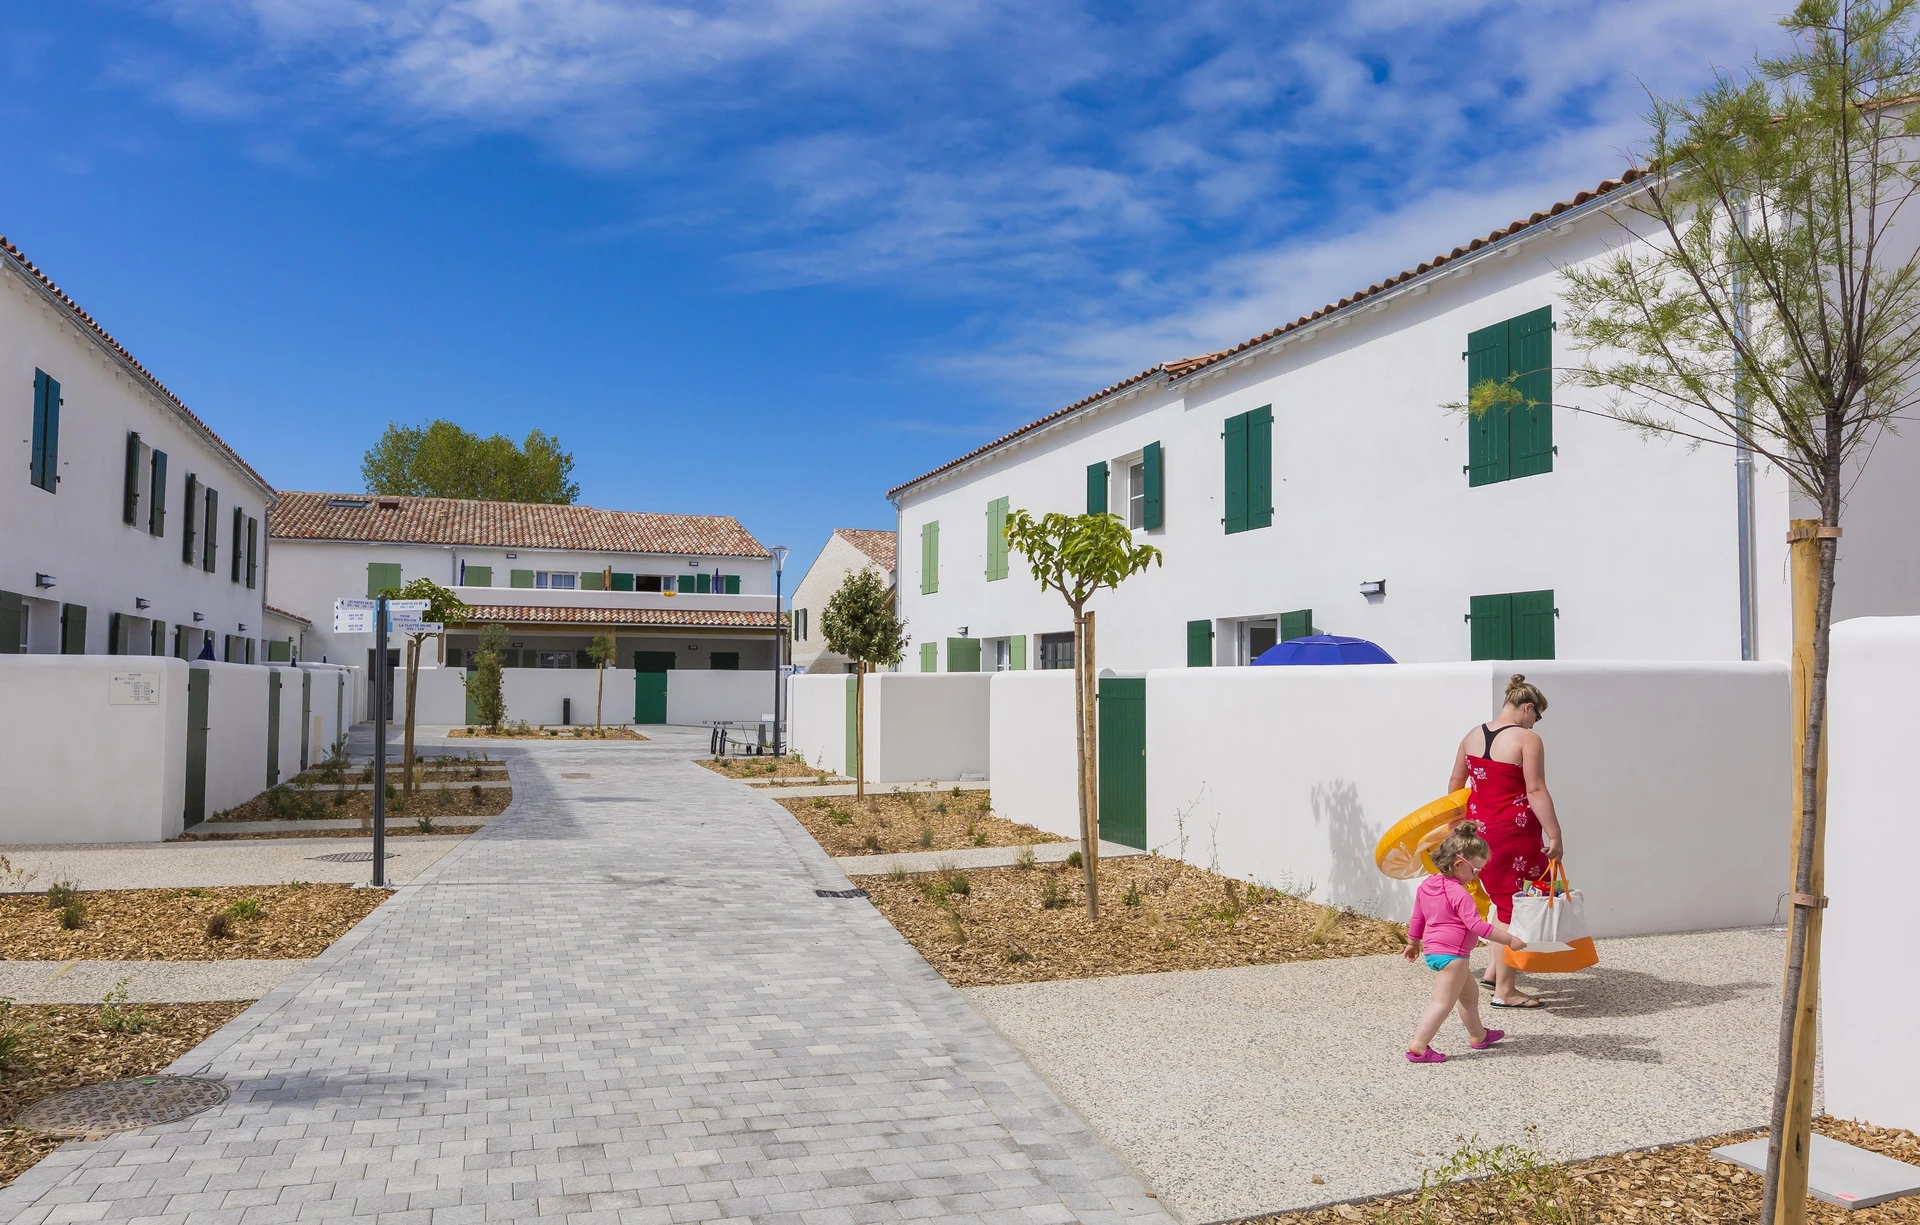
[0,726,1173,1225]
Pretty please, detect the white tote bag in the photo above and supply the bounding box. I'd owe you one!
[1503,862,1598,972]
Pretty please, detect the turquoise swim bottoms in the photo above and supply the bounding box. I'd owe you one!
[1424,953,1464,971]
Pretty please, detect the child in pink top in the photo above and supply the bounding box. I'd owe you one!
[1402,821,1527,1063]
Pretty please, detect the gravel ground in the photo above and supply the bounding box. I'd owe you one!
[963,927,1792,1223]
[838,838,1144,875]
[0,959,299,1002]
[0,837,460,889]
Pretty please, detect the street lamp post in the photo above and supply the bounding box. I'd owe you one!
[771,545,789,757]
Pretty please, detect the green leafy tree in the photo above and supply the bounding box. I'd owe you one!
[820,568,908,800]
[587,631,618,728]
[376,577,472,792]
[1005,510,1161,917]
[467,625,509,732]
[1462,6,1920,1218]
[361,419,580,504]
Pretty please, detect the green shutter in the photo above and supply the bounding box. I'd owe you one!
[150,619,165,655]
[465,565,494,587]
[920,521,939,594]
[30,371,59,493]
[148,451,167,536]
[203,488,219,572]
[245,518,257,590]
[107,611,123,656]
[1465,321,1511,486]
[366,562,402,597]
[1223,411,1249,533]
[1087,461,1109,515]
[580,570,606,591]
[1186,619,1213,667]
[1512,589,1557,659]
[1142,441,1163,530]
[1508,308,1555,478]
[696,572,711,594]
[1280,609,1314,642]
[920,641,938,672]
[1248,406,1273,529]
[609,571,633,591]
[947,638,981,672]
[1009,634,1027,670]
[0,591,25,655]
[182,475,200,564]
[1469,593,1513,660]
[267,639,292,663]
[724,574,740,595]
[60,603,87,654]
[511,569,535,588]
[123,433,142,524]
[231,508,245,582]
[676,573,695,593]
[986,497,1009,581]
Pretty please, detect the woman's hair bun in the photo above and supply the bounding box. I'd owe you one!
[1510,673,1526,685]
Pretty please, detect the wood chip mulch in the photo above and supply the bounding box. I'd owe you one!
[448,726,646,740]
[863,857,1405,986]
[0,885,391,961]
[209,782,511,824]
[1251,1118,1920,1223]
[0,1000,251,1188]
[698,756,834,781]
[776,790,1066,857]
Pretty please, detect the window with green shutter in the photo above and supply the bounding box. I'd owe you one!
[676,573,695,593]
[1186,619,1213,667]
[60,603,86,654]
[29,370,59,493]
[920,521,940,594]
[1087,461,1109,514]
[1222,406,1273,533]
[511,569,535,588]
[367,562,402,597]
[1280,609,1314,642]
[231,508,245,582]
[1468,589,1555,660]
[182,475,200,564]
[123,433,143,524]
[946,637,981,672]
[920,641,938,672]
[696,572,711,594]
[202,488,219,573]
[986,497,1009,581]
[148,451,167,536]
[1142,442,1163,530]
[245,518,257,589]
[724,574,740,595]
[1465,307,1553,486]
[580,570,606,591]
[1009,634,1027,670]
[609,571,633,591]
[465,565,493,587]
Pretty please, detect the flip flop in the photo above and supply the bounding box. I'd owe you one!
[1477,978,1496,990]
[1490,996,1544,1009]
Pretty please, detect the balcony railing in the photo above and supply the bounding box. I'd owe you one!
[448,585,777,614]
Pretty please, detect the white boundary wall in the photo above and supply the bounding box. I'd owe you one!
[0,656,188,843]
[199,661,270,817]
[297,664,358,763]
[401,665,781,729]
[989,671,1078,838]
[666,670,777,727]
[789,674,850,774]
[861,674,991,784]
[1824,617,1920,1132]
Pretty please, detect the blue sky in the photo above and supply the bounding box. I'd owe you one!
[1,0,1787,575]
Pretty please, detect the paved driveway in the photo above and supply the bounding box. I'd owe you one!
[1,728,1170,1225]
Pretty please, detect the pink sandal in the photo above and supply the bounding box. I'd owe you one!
[1469,1029,1505,1050]
[1405,1047,1447,1064]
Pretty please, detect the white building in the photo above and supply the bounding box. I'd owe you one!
[790,528,895,673]
[1,236,274,662]
[888,170,1920,673]
[267,492,779,718]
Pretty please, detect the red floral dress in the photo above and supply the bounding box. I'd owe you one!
[1465,724,1548,923]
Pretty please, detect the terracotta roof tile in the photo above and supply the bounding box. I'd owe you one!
[834,528,897,572]
[0,237,275,500]
[462,604,778,630]
[270,492,770,558]
[263,604,313,628]
[886,168,1648,498]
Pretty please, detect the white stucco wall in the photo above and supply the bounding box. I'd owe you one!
[1824,617,1920,1132]
[297,663,356,763]
[199,661,270,817]
[666,670,780,727]
[0,655,187,844]
[855,673,992,783]
[501,666,638,727]
[988,670,1079,839]
[789,674,852,774]
[892,211,1802,672]
[1134,660,1787,935]
[1,255,272,658]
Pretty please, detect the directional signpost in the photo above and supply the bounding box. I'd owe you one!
[330,595,440,886]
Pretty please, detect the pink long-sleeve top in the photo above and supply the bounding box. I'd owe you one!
[1407,874,1494,957]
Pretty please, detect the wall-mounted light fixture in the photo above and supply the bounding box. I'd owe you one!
[34,573,55,589]
[134,597,151,610]
[687,643,700,650]
[192,612,205,623]
[505,552,517,559]
[510,642,523,648]
[958,626,969,637]
[1359,580,1386,597]
[238,623,248,633]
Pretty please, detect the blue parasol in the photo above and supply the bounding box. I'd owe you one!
[1252,634,1397,666]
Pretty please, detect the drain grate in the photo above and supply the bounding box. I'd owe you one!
[561,772,592,779]
[14,1076,229,1139]
[816,888,868,899]
[310,851,398,863]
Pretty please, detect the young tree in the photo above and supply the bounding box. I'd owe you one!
[467,625,509,732]
[1005,510,1161,917]
[588,631,618,728]
[819,568,908,800]
[376,577,473,794]
[1467,6,1920,1218]
[361,419,580,504]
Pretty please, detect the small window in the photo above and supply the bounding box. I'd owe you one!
[1037,632,1074,670]
[535,572,577,590]
[536,651,575,668]
[636,574,664,593]
[328,497,370,509]
[993,639,1010,671]
[1127,461,1146,529]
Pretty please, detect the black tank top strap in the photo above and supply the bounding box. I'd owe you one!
[1481,723,1515,756]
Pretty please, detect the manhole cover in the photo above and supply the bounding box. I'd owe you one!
[14,1076,228,1138]
[561,773,592,779]
[310,851,398,863]
[816,888,868,899]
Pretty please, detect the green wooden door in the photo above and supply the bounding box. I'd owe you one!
[300,671,312,771]
[266,670,282,788]
[634,673,668,723]
[1097,677,1147,850]
[845,674,859,777]
[185,668,210,827]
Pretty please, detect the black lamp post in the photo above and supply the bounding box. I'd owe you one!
[771,545,789,756]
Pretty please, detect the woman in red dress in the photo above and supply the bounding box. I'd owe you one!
[1447,674,1564,1008]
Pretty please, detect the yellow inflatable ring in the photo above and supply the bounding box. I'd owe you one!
[1375,788,1472,879]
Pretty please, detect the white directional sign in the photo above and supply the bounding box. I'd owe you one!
[333,598,375,634]
[388,599,431,613]
[392,621,445,635]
